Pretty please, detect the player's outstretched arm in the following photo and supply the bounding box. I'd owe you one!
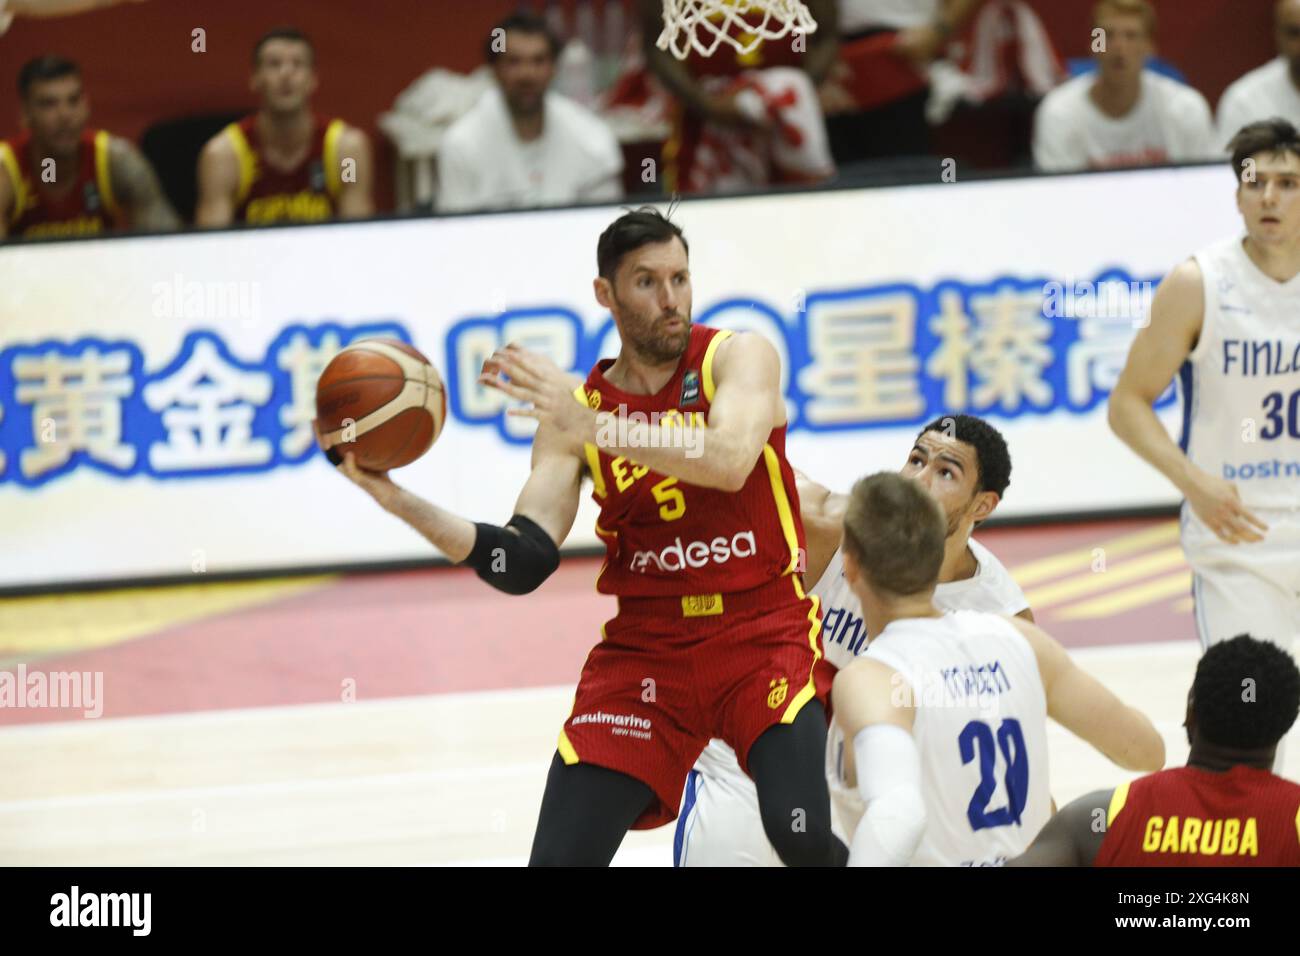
[318,419,582,594]
[1007,788,1113,867]
[794,468,848,587]
[1011,617,1165,772]
[833,658,927,866]
[482,333,783,492]
[1108,259,1266,544]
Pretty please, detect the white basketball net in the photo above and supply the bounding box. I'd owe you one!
[657,0,818,60]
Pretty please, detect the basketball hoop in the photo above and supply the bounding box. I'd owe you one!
[657,0,818,61]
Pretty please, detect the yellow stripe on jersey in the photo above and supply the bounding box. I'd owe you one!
[224,122,257,205]
[701,328,733,403]
[322,118,345,199]
[593,520,617,593]
[0,141,24,227]
[573,384,608,498]
[93,131,121,221]
[584,444,607,498]
[780,575,823,724]
[762,443,802,575]
[1107,781,1131,826]
[1294,800,1300,847]
[557,729,580,765]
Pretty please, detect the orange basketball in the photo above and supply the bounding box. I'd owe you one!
[315,338,446,471]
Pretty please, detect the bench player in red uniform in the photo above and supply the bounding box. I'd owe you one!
[196,27,373,227]
[0,55,177,239]
[1010,634,1300,866]
[322,208,846,866]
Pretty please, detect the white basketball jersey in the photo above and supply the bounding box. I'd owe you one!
[814,538,1030,671]
[864,611,1052,866]
[1182,235,1300,508]
[692,538,1030,825]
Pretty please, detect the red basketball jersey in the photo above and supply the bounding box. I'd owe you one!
[0,128,125,238]
[1095,765,1300,867]
[578,325,805,598]
[223,114,344,224]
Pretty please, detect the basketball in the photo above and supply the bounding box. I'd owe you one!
[315,338,447,470]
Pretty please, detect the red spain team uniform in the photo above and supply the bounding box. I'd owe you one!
[561,325,832,829]
[0,128,125,238]
[1095,765,1300,866]
[221,114,346,224]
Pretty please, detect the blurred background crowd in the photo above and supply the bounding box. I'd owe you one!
[0,0,1289,238]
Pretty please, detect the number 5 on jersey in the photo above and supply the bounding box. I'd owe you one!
[653,476,685,521]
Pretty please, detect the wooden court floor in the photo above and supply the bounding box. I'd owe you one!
[2,518,1294,865]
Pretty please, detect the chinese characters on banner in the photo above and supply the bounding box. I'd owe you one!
[446,270,1169,444]
[0,323,407,486]
[0,272,1167,485]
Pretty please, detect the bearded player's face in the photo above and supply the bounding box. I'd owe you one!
[609,238,693,365]
[899,431,981,538]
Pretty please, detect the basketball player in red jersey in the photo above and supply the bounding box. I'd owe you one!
[1010,634,1300,866]
[0,55,177,239]
[639,0,839,192]
[321,208,846,866]
[196,27,373,227]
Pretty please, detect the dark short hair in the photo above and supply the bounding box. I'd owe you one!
[596,207,689,281]
[842,472,947,598]
[485,12,562,63]
[18,55,80,100]
[1192,635,1300,751]
[253,27,315,66]
[918,414,1012,499]
[1228,117,1300,181]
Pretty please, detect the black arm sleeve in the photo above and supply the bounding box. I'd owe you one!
[460,514,561,595]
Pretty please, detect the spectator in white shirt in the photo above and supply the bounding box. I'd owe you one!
[1032,0,1215,172]
[1216,0,1300,153]
[437,12,624,213]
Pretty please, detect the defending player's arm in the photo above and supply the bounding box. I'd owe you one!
[1011,617,1165,772]
[1108,259,1267,544]
[1006,788,1113,867]
[194,132,239,227]
[832,658,927,867]
[794,467,848,587]
[333,125,374,220]
[483,333,784,492]
[320,418,581,595]
[107,136,179,231]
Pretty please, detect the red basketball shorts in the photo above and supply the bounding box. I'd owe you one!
[557,573,833,829]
